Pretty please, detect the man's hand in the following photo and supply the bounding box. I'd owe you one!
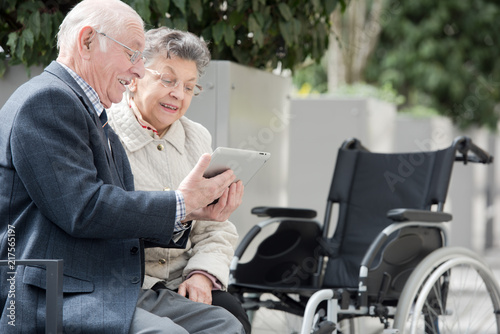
[178,274,213,305]
[184,180,243,222]
[178,154,244,222]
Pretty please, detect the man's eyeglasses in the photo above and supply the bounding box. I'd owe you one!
[145,68,202,96]
[95,29,145,65]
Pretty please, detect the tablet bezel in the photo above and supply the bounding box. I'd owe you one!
[203,147,271,186]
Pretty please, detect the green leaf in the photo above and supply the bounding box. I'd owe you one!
[253,28,264,47]
[212,21,225,44]
[232,47,251,64]
[172,17,187,31]
[293,18,302,45]
[279,21,293,47]
[172,0,186,15]
[277,3,293,21]
[248,15,264,46]
[28,11,41,38]
[190,0,203,22]
[131,0,151,22]
[22,29,35,48]
[325,0,339,14]
[253,12,265,26]
[224,24,235,47]
[153,0,170,14]
[6,32,18,55]
[252,0,259,12]
[3,0,16,11]
[236,0,246,12]
[311,0,321,13]
[228,11,245,27]
[52,11,64,45]
[0,59,6,78]
[16,36,26,60]
[40,13,52,44]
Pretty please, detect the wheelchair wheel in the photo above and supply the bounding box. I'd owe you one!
[393,247,500,334]
[249,293,356,334]
[251,307,302,334]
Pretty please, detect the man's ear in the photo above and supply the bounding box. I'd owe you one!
[78,26,96,60]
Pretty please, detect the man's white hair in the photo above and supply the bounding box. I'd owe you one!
[57,0,144,54]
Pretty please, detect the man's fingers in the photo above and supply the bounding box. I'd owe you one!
[212,169,236,188]
[187,153,212,178]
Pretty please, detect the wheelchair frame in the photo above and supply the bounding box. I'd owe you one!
[229,136,500,334]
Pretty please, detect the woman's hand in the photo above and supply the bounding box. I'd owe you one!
[178,273,214,304]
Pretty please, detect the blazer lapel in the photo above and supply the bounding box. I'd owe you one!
[44,61,125,187]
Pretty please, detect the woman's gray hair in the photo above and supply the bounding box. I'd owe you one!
[143,27,211,78]
[57,0,144,54]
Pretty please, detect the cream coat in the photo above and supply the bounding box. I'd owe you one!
[108,98,239,290]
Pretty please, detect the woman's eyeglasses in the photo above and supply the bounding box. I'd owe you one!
[145,68,202,96]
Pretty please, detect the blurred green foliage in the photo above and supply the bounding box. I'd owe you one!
[0,0,69,77]
[365,0,500,130]
[293,57,329,94]
[0,0,346,77]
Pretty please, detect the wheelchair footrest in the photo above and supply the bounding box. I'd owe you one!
[313,321,336,334]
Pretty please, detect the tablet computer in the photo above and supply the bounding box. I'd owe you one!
[203,147,271,186]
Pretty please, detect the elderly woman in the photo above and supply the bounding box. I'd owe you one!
[107,27,251,333]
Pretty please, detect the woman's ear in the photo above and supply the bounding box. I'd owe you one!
[128,78,138,92]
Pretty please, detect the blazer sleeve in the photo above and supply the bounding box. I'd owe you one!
[10,82,177,242]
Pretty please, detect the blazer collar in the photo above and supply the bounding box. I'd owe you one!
[45,61,95,115]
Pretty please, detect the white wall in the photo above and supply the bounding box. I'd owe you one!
[287,97,397,223]
[0,63,43,108]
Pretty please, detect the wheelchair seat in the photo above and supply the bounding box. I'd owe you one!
[233,218,322,291]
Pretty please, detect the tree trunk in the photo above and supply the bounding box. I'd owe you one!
[327,0,385,92]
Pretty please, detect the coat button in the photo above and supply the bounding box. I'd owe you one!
[130,246,139,255]
[158,258,166,265]
[131,276,140,284]
[157,144,164,151]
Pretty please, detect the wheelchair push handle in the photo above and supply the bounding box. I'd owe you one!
[453,136,494,164]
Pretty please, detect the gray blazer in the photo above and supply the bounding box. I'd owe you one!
[0,62,187,333]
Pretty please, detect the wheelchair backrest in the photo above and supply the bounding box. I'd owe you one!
[321,144,456,289]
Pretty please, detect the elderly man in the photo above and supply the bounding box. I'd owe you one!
[0,0,244,333]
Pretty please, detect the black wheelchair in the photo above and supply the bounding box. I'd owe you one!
[228,136,500,334]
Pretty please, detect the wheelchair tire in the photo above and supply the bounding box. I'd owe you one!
[393,246,500,334]
[248,292,356,334]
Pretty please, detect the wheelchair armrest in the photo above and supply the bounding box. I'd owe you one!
[387,208,452,223]
[0,259,63,333]
[234,224,262,259]
[251,206,317,218]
